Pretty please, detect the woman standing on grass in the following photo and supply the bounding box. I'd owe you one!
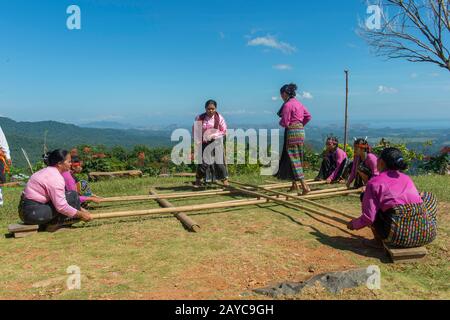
[19,149,92,232]
[275,83,312,195]
[348,147,438,248]
[193,100,229,188]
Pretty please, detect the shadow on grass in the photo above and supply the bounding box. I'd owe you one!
[263,206,390,263]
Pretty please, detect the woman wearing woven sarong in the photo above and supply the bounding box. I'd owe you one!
[348,148,438,249]
[315,136,349,184]
[193,100,229,188]
[275,83,312,195]
[346,138,379,189]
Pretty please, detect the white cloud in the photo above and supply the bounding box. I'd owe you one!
[273,64,293,71]
[429,72,440,77]
[410,73,418,79]
[247,35,297,54]
[301,91,313,99]
[219,32,225,39]
[271,97,279,101]
[377,85,399,94]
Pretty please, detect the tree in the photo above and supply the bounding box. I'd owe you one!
[359,0,450,71]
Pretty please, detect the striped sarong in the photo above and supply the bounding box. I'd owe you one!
[286,123,305,181]
[385,192,438,248]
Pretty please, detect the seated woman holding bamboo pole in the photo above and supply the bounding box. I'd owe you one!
[62,155,103,206]
[275,83,312,195]
[348,148,438,248]
[193,99,229,188]
[19,149,92,231]
[315,136,349,184]
[346,138,379,189]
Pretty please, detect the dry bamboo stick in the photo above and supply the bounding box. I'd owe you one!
[99,185,354,204]
[91,187,360,221]
[229,180,358,220]
[217,183,347,221]
[91,198,269,220]
[150,189,200,232]
[100,189,233,203]
[262,180,328,189]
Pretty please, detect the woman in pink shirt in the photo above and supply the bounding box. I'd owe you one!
[19,149,92,231]
[348,148,437,248]
[193,99,229,188]
[315,136,349,184]
[275,83,312,195]
[346,138,379,189]
[62,155,102,205]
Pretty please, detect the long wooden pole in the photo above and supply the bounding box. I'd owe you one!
[91,186,361,221]
[216,183,348,222]
[229,180,358,219]
[150,188,200,232]
[91,198,269,220]
[344,70,349,151]
[99,185,351,204]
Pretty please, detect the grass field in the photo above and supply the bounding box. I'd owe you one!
[0,173,448,300]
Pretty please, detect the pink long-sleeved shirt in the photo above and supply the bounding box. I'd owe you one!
[23,166,78,217]
[328,148,348,181]
[347,153,379,185]
[352,170,423,230]
[61,171,88,203]
[194,113,227,143]
[279,98,312,128]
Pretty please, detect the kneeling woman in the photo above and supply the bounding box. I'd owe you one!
[346,138,379,189]
[19,150,92,230]
[315,137,348,184]
[348,148,437,248]
[193,100,229,187]
[62,155,102,205]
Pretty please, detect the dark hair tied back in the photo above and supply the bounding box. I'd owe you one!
[280,83,298,99]
[380,147,408,171]
[43,149,69,167]
[205,99,217,109]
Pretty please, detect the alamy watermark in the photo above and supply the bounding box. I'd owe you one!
[366,4,382,30]
[171,122,281,176]
[366,265,381,290]
[66,265,81,290]
[67,5,81,30]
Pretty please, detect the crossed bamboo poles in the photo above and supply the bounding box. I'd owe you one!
[90,179,362,232]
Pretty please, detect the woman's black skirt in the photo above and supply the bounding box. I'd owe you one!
[196,138,228,183]
[18,191,81,226]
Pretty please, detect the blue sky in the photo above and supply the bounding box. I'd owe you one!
[0,0,449,128]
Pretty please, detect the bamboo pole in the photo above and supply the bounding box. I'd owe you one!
[229,180,358,219]
[262,180,328,189]
[216,183,346,221]
[100,189,233,203]
[91,186,361,221]
[150,189,200,232]
[91,198,269,220]
[100,184,351,204]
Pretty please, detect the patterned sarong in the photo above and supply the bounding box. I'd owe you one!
[286,123,305,181]
[385,192,438,248]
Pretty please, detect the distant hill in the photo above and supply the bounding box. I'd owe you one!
[0,117,173,168]
[1,116,448,169]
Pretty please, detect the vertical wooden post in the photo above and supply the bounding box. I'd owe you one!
[344,70,349,152]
